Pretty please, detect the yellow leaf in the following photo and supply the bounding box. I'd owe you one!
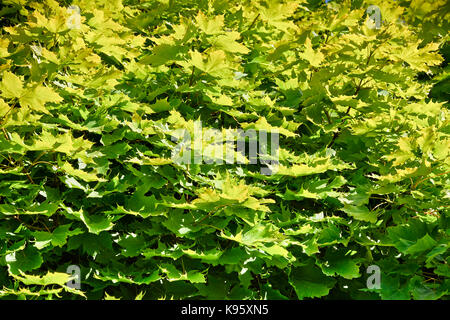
[126,157,172,166]
[196,12,224,35]
[0,98,10,117]
[189,50,227,76]
[19,85,63,114]
[299,38,324,68]
[0,71,24,99]
[210,32,249,54]
[61,162,105,182]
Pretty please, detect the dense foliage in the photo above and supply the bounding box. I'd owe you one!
[0,0,449,300]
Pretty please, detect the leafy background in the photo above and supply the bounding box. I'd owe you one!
[0,0,449,300]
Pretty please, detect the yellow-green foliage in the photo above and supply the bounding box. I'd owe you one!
[0,0,448,300]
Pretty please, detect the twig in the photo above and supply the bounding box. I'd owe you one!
[247,13,260,31]
[412,171,450,190]
[188,66,196,87]
[193,205,227,225]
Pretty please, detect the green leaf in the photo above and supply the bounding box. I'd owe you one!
[159,263,206,283]
[67,232,113,256]
[388,220,436,256]
[404,234,438,256]
[13,271,71,286]
[117,234,147,257]
[289,262,336,299]
[33,224,83,249]
[342,205,377,223]
[71,209,114,234]
[5,245,43,275]
[319,248,361,279]
[408,276,448,300]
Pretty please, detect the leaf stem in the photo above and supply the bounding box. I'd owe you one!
[247,13,260,31]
